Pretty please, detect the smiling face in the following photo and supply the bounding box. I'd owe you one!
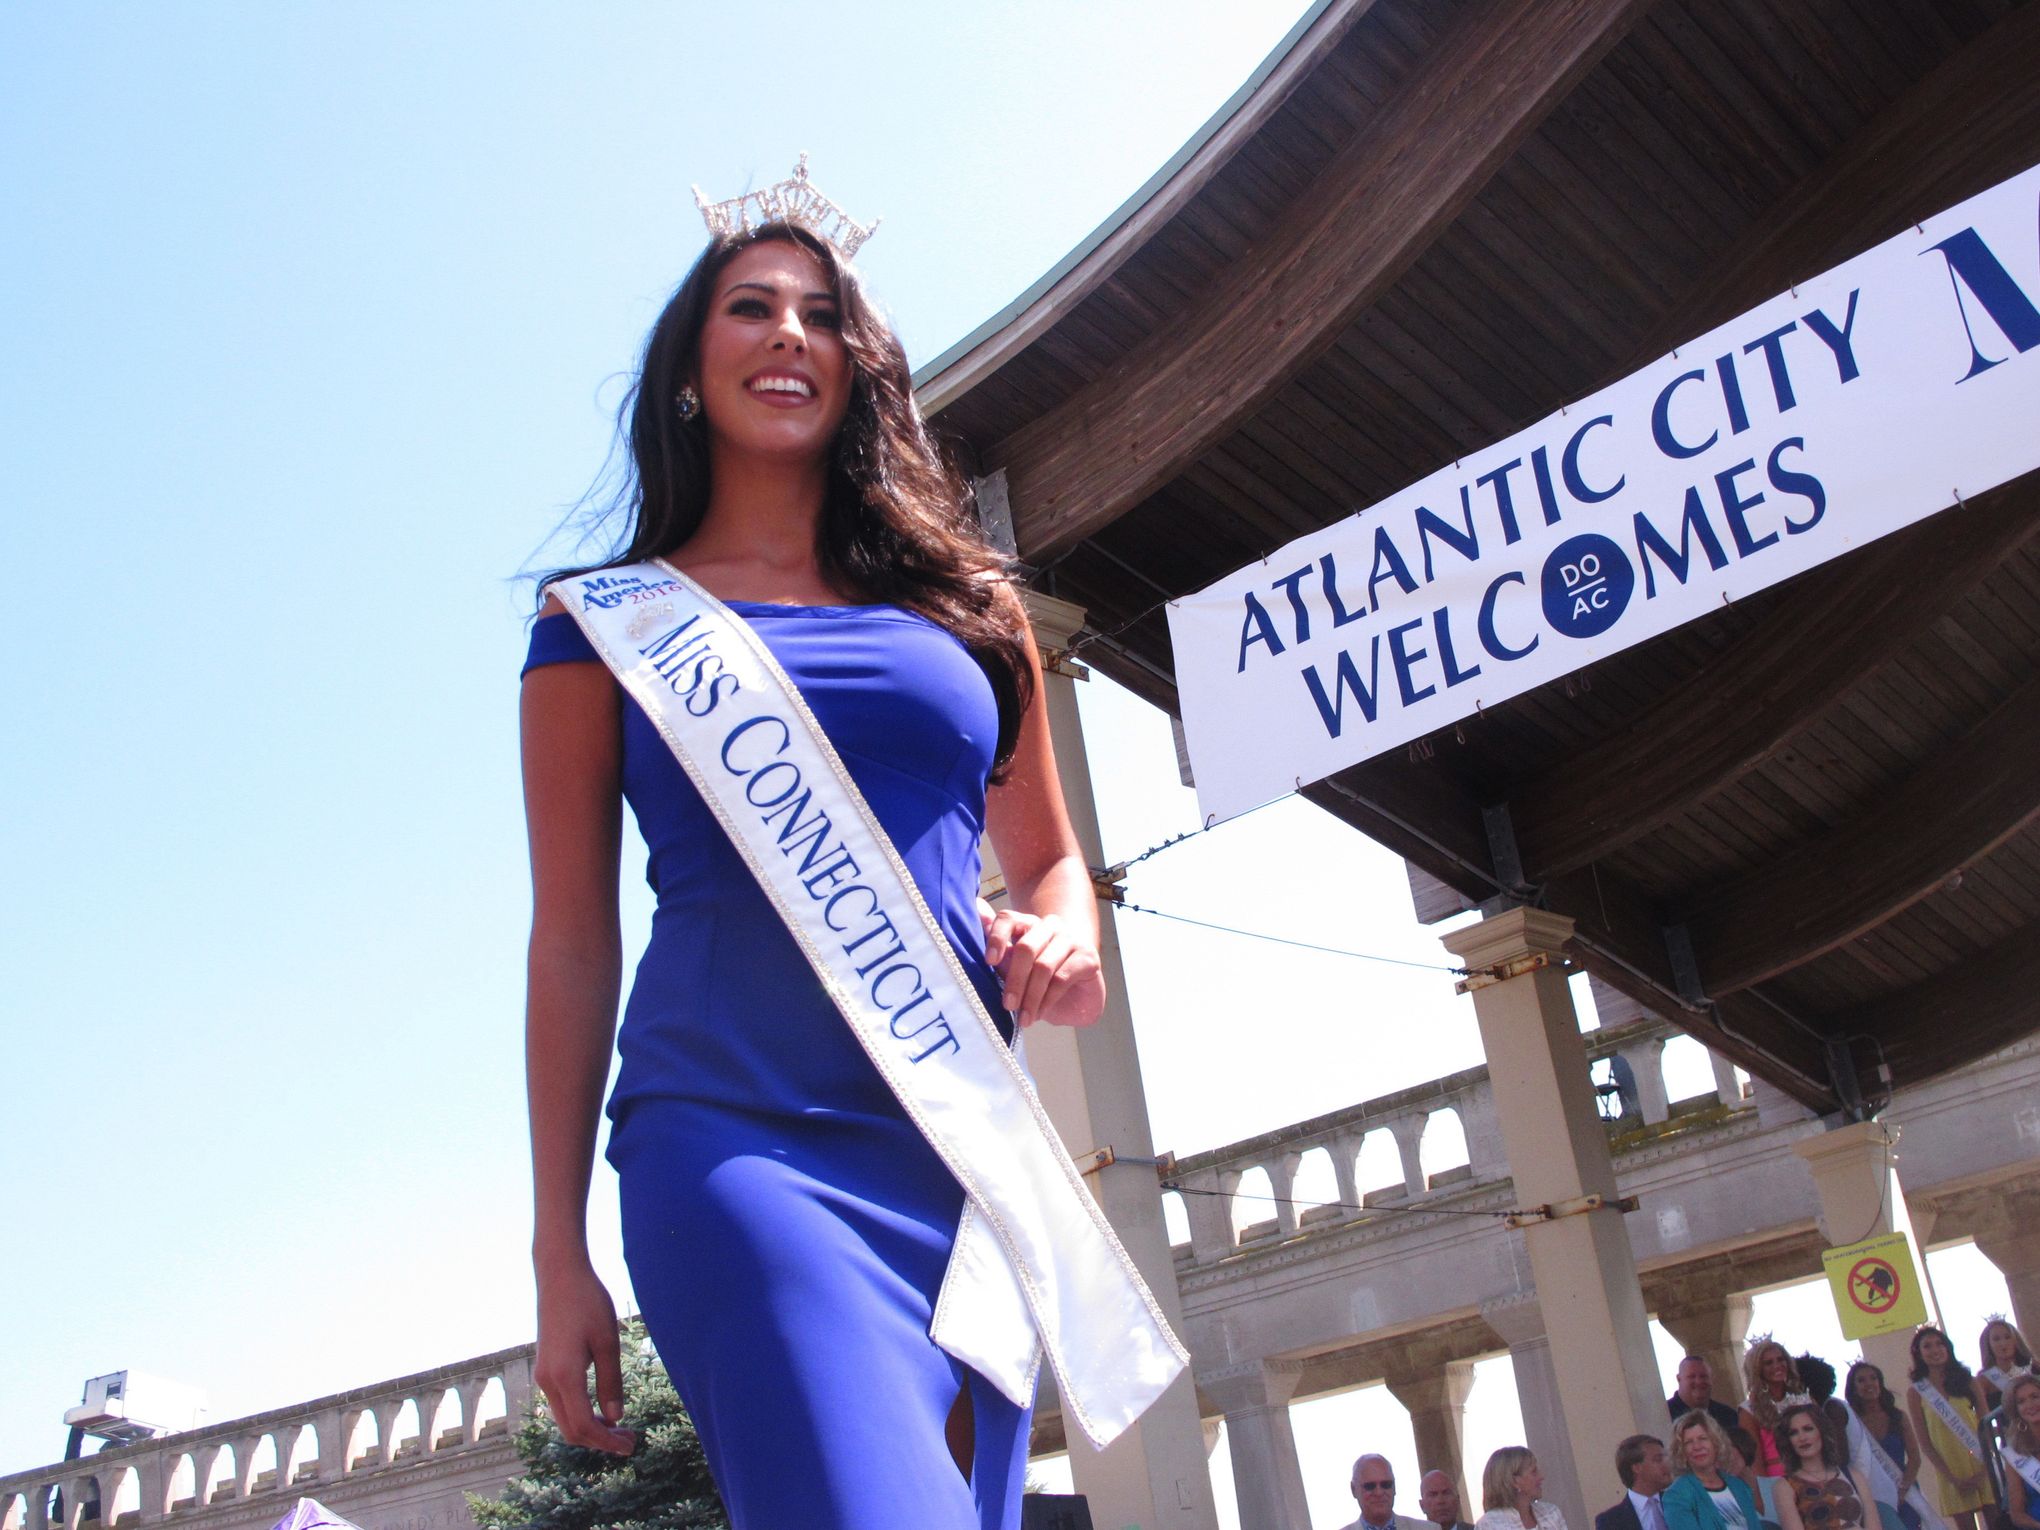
[1988,1323,2018,1365]
[1920,1331,1950,1368]
[1678,1358,1714,1405]
[1761,1346,1789,1386]
[1681,1422,1717,1473]
[693,239,853,467]
[2014,1377,2040,1428]
[1514,1458,1543,1503]
[1849,1366,1884,1408]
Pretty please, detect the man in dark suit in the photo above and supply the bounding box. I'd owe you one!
[1597,1435,1673,1530]
[1666,1356,1741,1432]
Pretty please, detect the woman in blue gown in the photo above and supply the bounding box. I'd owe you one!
[518,218,1106,1530]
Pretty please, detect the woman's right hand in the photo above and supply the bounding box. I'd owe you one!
[534,1261,637,1455]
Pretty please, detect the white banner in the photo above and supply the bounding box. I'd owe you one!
[1169,161,2040,824]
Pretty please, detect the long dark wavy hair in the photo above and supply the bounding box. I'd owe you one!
[543,221,1033,772]
[1909,1325,1977,1392]
[1773,1403,1842,1472]
[1844,1361,1898,1418]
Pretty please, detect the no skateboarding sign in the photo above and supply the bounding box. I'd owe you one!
[1822,1232,1929,1339]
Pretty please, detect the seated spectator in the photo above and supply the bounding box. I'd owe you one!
[1666,1411,1764,1530]
[2000,1373,2040,1530]
[1598,1434,1674,1530]
[1772,1402,1877,1530]
[1672,1357,1745,1433]
[1476,1447,1570,1530]
[1342,1453,1428,1530]
[1422,1469,1476,1530]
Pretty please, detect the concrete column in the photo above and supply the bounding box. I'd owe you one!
[1654,1285,1754,1410]
[1974,1226,2040,1339]
[1003,592,1219,1530]
[1386,1362,1476,1514]
[1791,1120,1929,1385]
[1442,909,1666,1514]
[1484,1293,1586,1530]
[1199,1361,1311,1530]
[1392,1114,1431,1196]
[1708,1052,1742,1107]
[1615,1038,1670,1125]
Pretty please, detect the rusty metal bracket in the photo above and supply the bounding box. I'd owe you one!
[1041,649,1091,681]
[1076,1146,1176,1178]
[1503,1191,1639,1228]
[1455,950,1571,994]
[1090,861,1128,904]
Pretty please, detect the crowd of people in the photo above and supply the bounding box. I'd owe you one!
[1338,1322,2039,1530]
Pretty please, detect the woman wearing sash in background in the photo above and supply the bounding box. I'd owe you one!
[519,198,1110,1530]
[1843,1360,1936,1530]
[1772,1402,1877,1530]
[1906,1327,1995,1530]
[1981,1320,2034,1418]
[1743,1341,1810,1481]
[2001,1374,2040,1530]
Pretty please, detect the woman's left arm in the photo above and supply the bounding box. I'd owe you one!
[982,594,1106,1030]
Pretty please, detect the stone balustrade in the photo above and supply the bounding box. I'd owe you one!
[1165,1017,1736,1262]
[0,1347,533,1530]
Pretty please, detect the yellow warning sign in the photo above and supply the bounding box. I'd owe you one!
[1821,1231,1929,1339]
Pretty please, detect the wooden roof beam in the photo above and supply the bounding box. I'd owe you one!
[1510,482,2040,879]
[1838,926,2038,1083]
[1300,764,1836,1108]
[989,0,1657,563]
[1685,675,2040,994]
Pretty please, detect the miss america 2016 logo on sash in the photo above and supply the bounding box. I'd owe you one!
[554,561,1188,1450]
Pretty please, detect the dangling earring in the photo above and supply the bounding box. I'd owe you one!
[674,384,701,422]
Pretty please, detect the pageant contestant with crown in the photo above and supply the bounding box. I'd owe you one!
[518,159,1186,1529]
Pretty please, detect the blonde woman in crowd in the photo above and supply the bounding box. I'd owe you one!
[1665,1412,1764,1530]
[1742,1340,1809,1479]
[2000,1373,2040,1530]
[1476,1447,1569,1530]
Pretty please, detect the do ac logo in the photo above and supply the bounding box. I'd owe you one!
[1540,533,1635,639]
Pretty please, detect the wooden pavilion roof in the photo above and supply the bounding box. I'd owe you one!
[918,0,2040,1112]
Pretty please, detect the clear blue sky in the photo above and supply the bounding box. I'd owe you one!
[1,6,2012,1521]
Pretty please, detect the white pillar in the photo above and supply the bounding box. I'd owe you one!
[1442,909,1665,1522]
[1483,1293,1586,1530]
[1791,1121,1929,1386]
[1200,1360,1312,1530]
[1004,592,1218,1529]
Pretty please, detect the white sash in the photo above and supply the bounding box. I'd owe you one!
[1845,1405,1949,1530]
[1985,1364,2033,1397]
[554,560,1187,1448]
[1913,1379,1984,1463]
[2004,1446,2040,1498]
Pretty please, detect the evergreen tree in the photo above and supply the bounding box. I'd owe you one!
[469,1320,728,1530]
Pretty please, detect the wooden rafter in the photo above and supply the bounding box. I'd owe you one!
[1687,675,2040,994]
[1510,485,2040,879]
[1841,927,2038,1079]
[989,0,1657,563]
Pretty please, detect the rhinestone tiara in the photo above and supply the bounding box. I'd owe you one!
[692,154,880,259]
